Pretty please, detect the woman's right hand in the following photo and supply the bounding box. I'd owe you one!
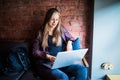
[46,54,56,62]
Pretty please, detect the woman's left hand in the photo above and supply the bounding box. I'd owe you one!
[66,40,73,51]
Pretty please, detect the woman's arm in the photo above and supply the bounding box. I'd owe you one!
[61,26,75,50]
[32,39,47,59]
[66,40,73,51]
[61,26,75,42]
[33,38,56,62]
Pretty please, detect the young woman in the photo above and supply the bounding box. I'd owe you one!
[32,8,88,80]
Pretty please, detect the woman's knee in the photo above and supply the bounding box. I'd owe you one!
[69,64,88,77]
[52,69,69,80]
[75,64,87,74]
[75,65,88,79]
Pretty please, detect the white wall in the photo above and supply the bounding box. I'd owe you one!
[91,0,120,80]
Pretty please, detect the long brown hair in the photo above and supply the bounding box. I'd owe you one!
[39,8,62,50]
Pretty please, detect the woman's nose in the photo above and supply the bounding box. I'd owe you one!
[53,20,56,23]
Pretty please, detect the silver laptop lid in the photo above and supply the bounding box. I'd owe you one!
[52,48,88,69]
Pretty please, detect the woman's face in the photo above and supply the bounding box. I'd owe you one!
[49,12,59,29]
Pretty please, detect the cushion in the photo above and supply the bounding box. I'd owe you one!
[72,38,81,50]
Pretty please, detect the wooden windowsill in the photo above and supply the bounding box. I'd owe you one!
[106,75,120,80]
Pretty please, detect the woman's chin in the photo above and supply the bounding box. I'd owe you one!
[52,25,57,28]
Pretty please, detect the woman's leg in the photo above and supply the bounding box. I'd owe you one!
[37,67,69,80]
[60,64,88,80]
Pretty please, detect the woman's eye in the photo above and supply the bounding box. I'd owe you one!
[56,19,58,21]
[51,19,59,21]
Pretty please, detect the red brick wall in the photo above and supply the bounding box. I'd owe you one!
[0,0,92,47]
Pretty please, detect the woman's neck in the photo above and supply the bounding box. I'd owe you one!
[49,28,54,35]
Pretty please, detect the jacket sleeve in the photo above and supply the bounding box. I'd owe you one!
[32,32,47,59]
[61,26,75,42]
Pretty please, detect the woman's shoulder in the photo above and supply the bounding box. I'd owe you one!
[61,25,68,32]
[61,25,75,41]
[34,28,43,40]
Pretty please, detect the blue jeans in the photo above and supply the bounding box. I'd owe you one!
[60,64,88,80]
[37,64,88,80]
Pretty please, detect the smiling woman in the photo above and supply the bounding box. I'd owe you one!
[31,8,88,80]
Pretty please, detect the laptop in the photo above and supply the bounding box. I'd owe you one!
[52,48,88,69]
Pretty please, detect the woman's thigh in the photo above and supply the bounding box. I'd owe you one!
[60,64,88,80]
[37,68,69,80]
